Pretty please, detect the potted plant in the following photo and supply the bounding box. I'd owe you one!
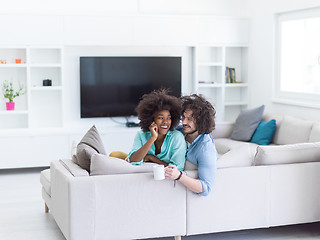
[1,80,25,111]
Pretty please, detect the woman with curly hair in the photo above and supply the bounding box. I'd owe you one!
[165,94,218,196]
[127,89,186,171]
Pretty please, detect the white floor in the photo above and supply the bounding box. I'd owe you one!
[1,168,320,240]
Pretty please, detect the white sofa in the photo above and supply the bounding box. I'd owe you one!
[40,113,320,240]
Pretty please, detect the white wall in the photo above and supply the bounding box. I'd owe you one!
[247,0,320,120]
[0,0,248,16]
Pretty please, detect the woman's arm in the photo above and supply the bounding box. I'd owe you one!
[144,154,169,167]
[129,122,158,163]
[129,138,156,162]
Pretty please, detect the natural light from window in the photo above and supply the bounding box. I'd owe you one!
[275,8,320,108]
[281,18,320,94]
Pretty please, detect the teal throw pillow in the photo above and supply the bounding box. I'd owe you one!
[250,119,276,145]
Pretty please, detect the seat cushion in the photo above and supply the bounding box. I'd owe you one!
[40,169,51,197]
[217,144,256,169]
[214,138,256,154]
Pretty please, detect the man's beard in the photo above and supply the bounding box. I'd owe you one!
[183,126,197,135]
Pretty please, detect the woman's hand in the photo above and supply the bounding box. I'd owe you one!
[149,121,158,140]
[165,165,180,180]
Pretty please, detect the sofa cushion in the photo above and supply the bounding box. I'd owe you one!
[214,138,256,154]
[230,105,265,141]
[309,122,320,142]
[253,142,320,166]
[76,125,106,172]
[59,159,89,177]
[40,169,51,196]
[90,153,156,176]
[217,144,254,169]
[250,119,276,145]
[275,116,313,145]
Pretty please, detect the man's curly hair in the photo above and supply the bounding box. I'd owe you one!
[135,89,181,132]
[181,94,216,134]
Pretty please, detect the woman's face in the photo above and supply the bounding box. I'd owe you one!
[154,110,172,136]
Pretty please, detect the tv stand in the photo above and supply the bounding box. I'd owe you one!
[126,122,140,128]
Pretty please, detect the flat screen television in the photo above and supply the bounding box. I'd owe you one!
[80,56,181,118]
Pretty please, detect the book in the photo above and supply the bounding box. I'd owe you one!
[226,67,236,83]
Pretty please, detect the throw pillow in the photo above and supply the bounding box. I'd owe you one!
[275,115,313,145]
[253,142,320,166]
[90,153,156,176]
[76,125,106,172]
[230,105,265,141]
[250,119,276,145]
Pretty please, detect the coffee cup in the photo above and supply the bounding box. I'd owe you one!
[153,165,165,180]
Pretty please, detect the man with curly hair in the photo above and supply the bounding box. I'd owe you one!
[165,94,218,196]
[127,89,186,171]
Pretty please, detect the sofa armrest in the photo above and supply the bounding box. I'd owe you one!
[51,159,187,240]
[211,122,234,138]
[51,160,95,240]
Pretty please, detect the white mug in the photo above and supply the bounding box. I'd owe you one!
[153,165,165,180]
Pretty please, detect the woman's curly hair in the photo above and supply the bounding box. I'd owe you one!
[181,94,216,134]
[136,89,181,132]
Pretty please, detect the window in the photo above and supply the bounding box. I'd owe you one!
[274,8,320,108]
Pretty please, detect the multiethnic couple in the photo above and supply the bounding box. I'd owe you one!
[112,89,218,196]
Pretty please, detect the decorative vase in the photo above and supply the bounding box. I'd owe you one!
[6,102,15,111]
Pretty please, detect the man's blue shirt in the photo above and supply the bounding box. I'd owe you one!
[186,134,217,196]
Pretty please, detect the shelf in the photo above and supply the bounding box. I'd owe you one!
[198,83,222,88]
[0,110,28,115]
[0,46,63,130]
[194,46,248,121]
[30,86,62,91]
[225,83,248,87]
[0,64,27,68]
[30,64,62,67]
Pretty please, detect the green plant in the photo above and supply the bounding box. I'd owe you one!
[1,80,25,102]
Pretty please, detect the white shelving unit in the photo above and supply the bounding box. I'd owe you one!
[0,46,63,129]
[193,46,248,122]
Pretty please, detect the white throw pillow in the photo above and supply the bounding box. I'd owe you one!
[275,116,313,145]
[309,122,320,142]
[253,142,320,166]
[216,144,254,169]
[90,153,156,176]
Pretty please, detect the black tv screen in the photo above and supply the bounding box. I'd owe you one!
[80,56,181,118]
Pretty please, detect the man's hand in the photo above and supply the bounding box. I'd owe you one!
[165,165,180,180]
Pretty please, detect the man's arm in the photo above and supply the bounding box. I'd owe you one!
[165,165,203,193]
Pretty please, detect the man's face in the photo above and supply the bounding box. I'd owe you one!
[181,109,197,135]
